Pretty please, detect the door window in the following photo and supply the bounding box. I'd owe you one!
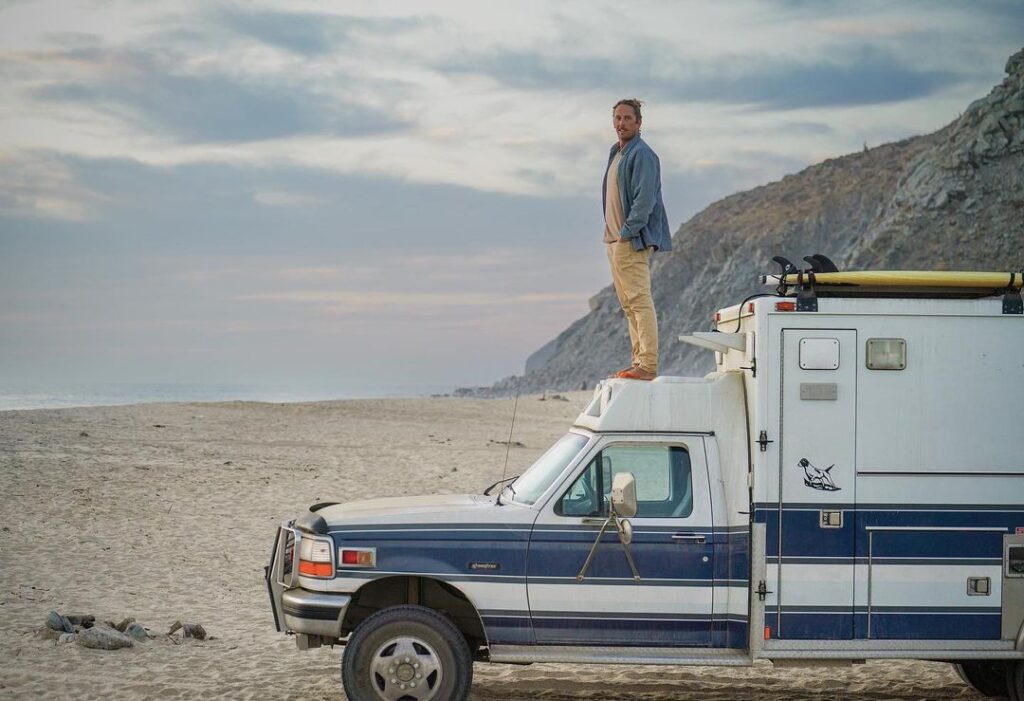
[557,445,693,518]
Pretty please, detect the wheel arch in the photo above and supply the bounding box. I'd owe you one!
[341,576,489,651]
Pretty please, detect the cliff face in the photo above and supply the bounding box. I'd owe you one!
[469,48,1024,396]
[847,49,1024,270]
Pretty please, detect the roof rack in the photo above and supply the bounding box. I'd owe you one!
[760,270,1024,314]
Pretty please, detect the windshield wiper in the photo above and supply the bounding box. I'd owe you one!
[484,475,519,496]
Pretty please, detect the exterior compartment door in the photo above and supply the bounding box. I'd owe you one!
[775,329,857,639]
[864,528,1004,639]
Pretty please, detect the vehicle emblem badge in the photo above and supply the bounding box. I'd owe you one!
[469,562,500,571]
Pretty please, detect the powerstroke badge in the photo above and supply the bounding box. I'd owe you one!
[469,562,500,571]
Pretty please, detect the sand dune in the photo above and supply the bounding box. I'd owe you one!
[0,396,984,699]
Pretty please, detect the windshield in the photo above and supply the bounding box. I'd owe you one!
[504,432,588,505]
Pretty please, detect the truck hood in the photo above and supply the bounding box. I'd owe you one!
[311,493,536,528]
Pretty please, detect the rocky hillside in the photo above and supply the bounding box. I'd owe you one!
[464,48,1024,396]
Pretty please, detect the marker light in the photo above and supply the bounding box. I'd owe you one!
[339,548,377,568]
[298,536,335,578]
[775,301,796,312]
[764,626,772,640]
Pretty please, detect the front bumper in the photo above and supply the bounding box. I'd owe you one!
[282,588,351,639]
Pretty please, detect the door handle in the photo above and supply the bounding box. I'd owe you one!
[671,533,706,544]
[581,518,606,526]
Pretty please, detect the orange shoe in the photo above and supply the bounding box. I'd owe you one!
[617,366,656,381]
[608,365,636,378]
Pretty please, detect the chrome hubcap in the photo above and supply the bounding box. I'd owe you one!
[370,635,442,701]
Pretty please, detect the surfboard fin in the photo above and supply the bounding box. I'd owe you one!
[772,256,798,275]
[804,254,839,273]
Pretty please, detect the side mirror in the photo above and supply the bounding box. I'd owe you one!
[610,471,637,519]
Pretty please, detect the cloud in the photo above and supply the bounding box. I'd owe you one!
[237,289,583,307]
[442,45,962,110]
[0,152,602,255]
[252,190,326,207]
[776,121,835,135]
[217,10,432,56]
[0,150,107,221]
[25,46,408,143]
[233,289,587,320]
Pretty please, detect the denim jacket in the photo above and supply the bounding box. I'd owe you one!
[602,136,672,252]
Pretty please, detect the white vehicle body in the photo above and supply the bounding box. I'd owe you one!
[265,272,1024,699]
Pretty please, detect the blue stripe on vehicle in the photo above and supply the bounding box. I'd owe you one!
[767,605,1001,614]
[721,530,750,585]
[754,506,1019,558]
[769,611,1003,641]
[329,536,530,577]
[328,524,751,584]
[330,528,531,541]
[479,610,752,621]
[478,611,535,645]
[328,571,750,588]
[332,570,528,584]
[867,612,1002,640]
[531,616,716,646]
[868,529,1002,559]
[479,609,751,647]
[772,612,852,640]
[530,528,725,546]
[329,523,531,532]
[329,523,750,536]
[754,502,1024,512]
[766,556,1002,565]
[531,611,712,621]
[723,619,749,648]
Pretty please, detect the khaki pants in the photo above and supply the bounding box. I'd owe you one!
[607,241,658,373]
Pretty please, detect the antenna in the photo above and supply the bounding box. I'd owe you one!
[500,382,521,484]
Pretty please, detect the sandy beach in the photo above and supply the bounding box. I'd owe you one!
[0,394,982,700]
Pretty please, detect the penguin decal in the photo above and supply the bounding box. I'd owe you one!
[798,457,840,491]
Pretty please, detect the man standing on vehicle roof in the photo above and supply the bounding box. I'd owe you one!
[603,98,672,381]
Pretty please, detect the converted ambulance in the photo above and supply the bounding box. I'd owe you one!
[266,269,1024,701]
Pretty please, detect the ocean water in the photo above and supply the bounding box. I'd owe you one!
[0,382,456,412]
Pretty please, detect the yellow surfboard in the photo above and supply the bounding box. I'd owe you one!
[775,271,1023,289]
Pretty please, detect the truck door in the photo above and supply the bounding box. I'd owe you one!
[527,437,715,647]
[775,329,857,639]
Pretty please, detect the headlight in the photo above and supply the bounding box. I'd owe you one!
[297,536,334,578]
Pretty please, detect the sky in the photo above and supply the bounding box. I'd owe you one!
[1,0,1021,394]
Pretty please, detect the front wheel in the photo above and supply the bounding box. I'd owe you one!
[341,605,473,701]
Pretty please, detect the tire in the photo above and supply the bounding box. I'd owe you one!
[1007,660,1023,701]
[954,661,1010,699]
[341,605,472,701]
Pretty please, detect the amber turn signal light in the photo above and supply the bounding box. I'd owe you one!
[298,560,334,577]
